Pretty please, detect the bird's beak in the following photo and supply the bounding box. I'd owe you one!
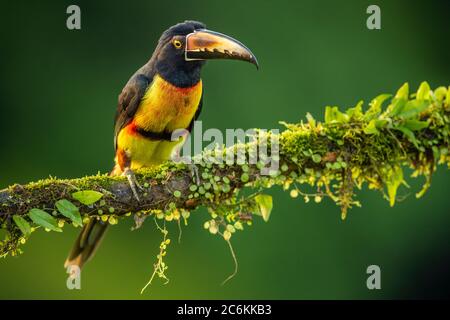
[185,29,259,69]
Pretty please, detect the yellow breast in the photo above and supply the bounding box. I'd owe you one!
[133,74,202,133]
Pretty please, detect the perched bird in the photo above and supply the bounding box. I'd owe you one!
[65,21,258,269]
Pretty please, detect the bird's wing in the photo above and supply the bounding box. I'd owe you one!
[114,74,151,150]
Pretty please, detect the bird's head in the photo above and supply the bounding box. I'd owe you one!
[152,21,258,87]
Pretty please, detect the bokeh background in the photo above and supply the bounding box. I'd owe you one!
[0,0,449,299]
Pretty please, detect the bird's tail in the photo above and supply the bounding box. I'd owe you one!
[64,166,121,269]
[64,219,108,269]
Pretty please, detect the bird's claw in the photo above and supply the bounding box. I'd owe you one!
[123,168,144,202]
[188,163,201,185]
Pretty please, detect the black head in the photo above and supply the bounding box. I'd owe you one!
[151,20,258,88]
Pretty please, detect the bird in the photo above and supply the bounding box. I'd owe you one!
[64,21,258,269]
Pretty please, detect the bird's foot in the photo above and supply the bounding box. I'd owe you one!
[188,163,201,185]
[123,168,144,202]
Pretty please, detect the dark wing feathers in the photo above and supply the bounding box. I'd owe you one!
[113,74,151,150]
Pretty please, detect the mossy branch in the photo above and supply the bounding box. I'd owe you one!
[1,82,449,259]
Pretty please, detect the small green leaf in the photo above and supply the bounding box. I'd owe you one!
[28,208,62,232]
[311,154,322,163]
[364,120,379,135]
[395,83,409,100]
[255,194,273,222]
[396,100,428,119]
[395,126,419,148]
[305,112,316,128]
[346,100,364,119]
[402,119,429,131]
[385,97,407,117]
[173,190,182,198]
[385,166,404,207]
[416,81,431,100]
[364,94,391,120]
[56,199,82,226]
[325,106,348,123]
[72,190,104,205]
[240,173,249,183]
[434,86,447,101]
[324,106,335,123]
[13,215,31,235]
[279,121,297,130]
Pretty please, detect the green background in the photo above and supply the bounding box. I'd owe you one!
[0,0,449,299]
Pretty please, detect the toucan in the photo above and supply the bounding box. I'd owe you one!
[65,21,258,269]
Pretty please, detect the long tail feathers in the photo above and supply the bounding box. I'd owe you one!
[65,166,121,269]
[64,165,123,269]
[64,217,108,270]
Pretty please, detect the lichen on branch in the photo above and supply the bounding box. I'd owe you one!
[1,82,449,261]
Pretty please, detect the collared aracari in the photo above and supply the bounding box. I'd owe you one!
[65,21,258,269]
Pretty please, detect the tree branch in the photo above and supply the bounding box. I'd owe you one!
[1,82,449,258]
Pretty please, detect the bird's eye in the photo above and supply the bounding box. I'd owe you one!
[173,40,182,49]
